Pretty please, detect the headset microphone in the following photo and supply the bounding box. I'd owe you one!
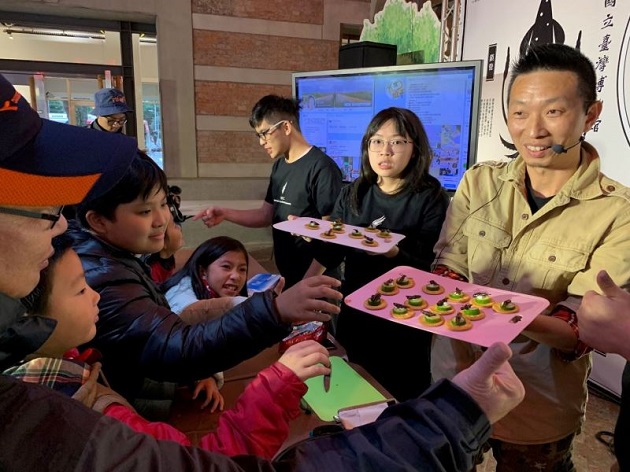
[551,135,585,154]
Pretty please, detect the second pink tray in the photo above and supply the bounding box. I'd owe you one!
[273,217,405,255]
[344,266,550,347]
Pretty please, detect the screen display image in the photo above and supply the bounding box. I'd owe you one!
[293,61,482,192]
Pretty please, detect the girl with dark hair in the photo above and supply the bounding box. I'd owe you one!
[313,107,450,401]
[161,236,253,410]
[162,236,252,315]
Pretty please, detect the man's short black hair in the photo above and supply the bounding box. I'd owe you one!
[77,151,168,228]
[509,44,597,112]
[249,95,302,132]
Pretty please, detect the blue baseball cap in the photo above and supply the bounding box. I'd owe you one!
[92,87,132,116]
[0,74,138,206]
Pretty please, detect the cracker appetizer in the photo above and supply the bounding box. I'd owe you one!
[404,294,428,310]
[422,279,445,295]
[395,274,415,289]
[348,229,364,239]
[471,292,493,307]
[391,303,414,320]
[419,310,445,327]
[460,303,485,321]
[363,293,387,310]
[447,287,470,303]
[428,298,455,315]
[492,299,520,314]
[377,278,399,296]
[362,236,379,248]
[446,312,473,331]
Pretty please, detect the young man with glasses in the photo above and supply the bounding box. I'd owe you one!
[0,71,528,471]
[196,95,343,288]
[89,88,131,134]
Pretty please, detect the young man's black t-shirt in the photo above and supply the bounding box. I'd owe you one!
[264,146,342,287]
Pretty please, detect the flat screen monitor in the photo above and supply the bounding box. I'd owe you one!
[292,61,482,192]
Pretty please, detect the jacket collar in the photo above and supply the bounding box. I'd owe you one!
[499,142,604,201]
[69,220,139,261]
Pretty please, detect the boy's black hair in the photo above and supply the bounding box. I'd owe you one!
[350,107,442,214]
[161,236,249,299]
[509,44,597,112]
[21,233,75,315]
[249,95,302,132]
[77,151,168,228]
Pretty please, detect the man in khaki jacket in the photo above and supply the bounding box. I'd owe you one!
[432,43,630,470]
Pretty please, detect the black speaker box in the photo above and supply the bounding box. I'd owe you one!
[338,41,397,69]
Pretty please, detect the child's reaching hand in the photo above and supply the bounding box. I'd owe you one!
[193,377,225,412]
[277,340,331,382]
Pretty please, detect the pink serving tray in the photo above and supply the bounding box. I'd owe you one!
[273,217,406,255]
[344,266,550,347]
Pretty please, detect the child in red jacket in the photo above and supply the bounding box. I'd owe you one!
[8,233,330,459]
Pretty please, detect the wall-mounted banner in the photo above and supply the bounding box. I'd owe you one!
[462,0,630,185]
[486,43,497,81]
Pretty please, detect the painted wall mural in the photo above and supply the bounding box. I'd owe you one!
[361,0,441,63]
[462,0,630,185]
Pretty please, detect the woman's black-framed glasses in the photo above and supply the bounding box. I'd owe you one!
[367,138,411,153]
[0,206,64,229]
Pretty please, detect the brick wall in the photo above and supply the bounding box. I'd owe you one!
[192,0,325,24]
[192,0,371,177]
[193,31,339,71]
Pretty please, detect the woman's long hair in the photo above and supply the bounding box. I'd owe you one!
[162,236,249,299]
[349,107,441,214]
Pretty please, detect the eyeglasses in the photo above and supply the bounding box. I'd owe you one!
[0,206,64,229]
[255,120,289,141]
[106,118,127,127]
[368,138,412,153]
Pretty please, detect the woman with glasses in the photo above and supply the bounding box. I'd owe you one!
[312,107,450,401]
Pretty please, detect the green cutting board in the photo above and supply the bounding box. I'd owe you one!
[303,356,388,421]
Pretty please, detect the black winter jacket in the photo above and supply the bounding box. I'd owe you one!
[68,225,291,401]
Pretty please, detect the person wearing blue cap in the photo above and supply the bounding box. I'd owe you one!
[0,72,526,471]
[90,87,132,133]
